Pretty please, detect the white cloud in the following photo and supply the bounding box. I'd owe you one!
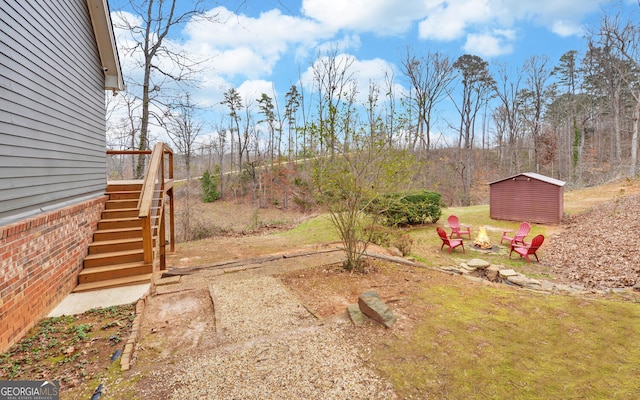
[463,29,516,57]
[418,0,601,43]
[316,34,362,54]
[551,20,584,37]
[110,0,617,120]
[237,80,278,104]
[184,6,331,80]
[418,0,493,41]
[301,0,434,36]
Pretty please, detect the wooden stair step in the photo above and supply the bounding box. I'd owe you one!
[107,191,141,200]
[98,217,141,230]
[78,261,152,283]
[106,181,143,191]
[94,227,142,241]
[101,208,140,219]
[105,199,138,209]
[73,273,152,293]
[88,237,143,254]
[84,249,144,268]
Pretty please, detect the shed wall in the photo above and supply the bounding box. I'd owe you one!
[0,0,107,222]
[490,177,563,224]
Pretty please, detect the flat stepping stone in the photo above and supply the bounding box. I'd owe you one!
[506,274,541,287]
[347,304,366,327]
[467,259,491,269]
[499,269,518,278]
[460,264,476,272]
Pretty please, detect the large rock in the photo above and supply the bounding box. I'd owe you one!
[506,274,541,287]
[467,258,491,269]
[358,291,396,328]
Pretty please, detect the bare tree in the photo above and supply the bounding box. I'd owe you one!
[115,0,217,177]
[106,92,142,178]
[159,92,202,240]
[161,93,202,180]
[522,56,553,174]
[257,93,277,165]
[452,54,495,206]
[493,63,523,175]
[583,43,627,177]
[598,8,640,177]
[400,48,455,155]
[311,49,356,157]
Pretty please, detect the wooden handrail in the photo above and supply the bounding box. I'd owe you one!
[138,143,174,267]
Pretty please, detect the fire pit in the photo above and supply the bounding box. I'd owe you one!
[474,226,492,249]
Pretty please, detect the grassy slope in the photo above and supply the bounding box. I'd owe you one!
[375,282,640,399]
[282,178,640,399]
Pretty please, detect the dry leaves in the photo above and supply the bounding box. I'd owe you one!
[542,193,640,290]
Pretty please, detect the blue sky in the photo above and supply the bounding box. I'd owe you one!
[108,0,640,139]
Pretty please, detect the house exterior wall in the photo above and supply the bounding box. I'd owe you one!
[0,196,106,352]
[0,0,107,223]
[490,175,564,224]
[0,0,116,352]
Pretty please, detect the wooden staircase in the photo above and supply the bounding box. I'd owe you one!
[73,182,153,292]
[74,143,175,293]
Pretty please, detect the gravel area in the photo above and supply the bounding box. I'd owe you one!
[160,274,396,399]
[211,276,316,343]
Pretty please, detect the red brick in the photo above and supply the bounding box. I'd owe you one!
[0,196,106,352]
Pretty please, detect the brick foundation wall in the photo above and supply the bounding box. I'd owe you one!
[0,196,107,352]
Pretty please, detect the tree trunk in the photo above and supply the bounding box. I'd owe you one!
[136,60,152,178]
[631,104,639,177]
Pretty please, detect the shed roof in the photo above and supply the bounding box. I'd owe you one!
[86,0,124,91]
[489,172,566,187]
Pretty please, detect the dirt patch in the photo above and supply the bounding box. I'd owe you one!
[136,288,218,361]
[279,258,466,325]
[0,304,135,390]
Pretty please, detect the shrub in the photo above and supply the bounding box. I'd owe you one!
[368,190,444,227]
[367,226,414,256]
[200,168,221,203]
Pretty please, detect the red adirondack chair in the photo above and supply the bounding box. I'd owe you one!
[509,234,544,262]
[447,215,471,239]
[501,222,531,245]
[437,227,465,253]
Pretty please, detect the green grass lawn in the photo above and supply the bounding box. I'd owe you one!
[374,281,640,399]
[407,205,553,271]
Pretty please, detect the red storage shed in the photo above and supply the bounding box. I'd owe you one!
[489,173,565,224]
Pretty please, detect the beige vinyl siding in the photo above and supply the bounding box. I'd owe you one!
[0,0,107,221]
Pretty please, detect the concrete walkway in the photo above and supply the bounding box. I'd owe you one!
[48,283,150,317]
